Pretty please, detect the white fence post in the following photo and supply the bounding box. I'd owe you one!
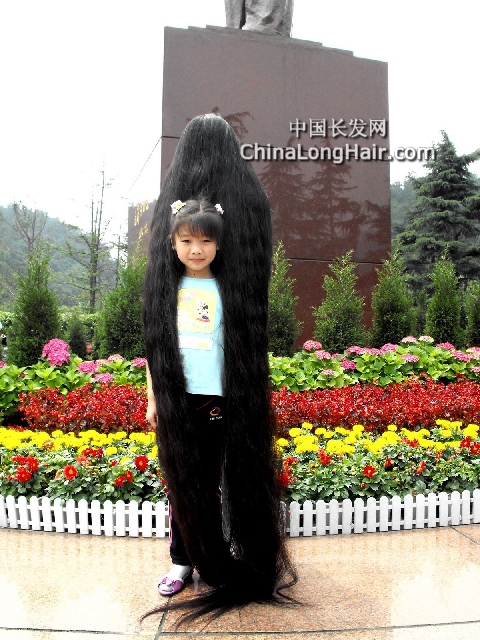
[0,494,7,528]
[342,499,352,535]
[451,491,461,526]
[302,501,313,536]
[289,501,300,537]
[91,500,102,535]
[366,497,377,532]
[316,500,326,536]
[353,498,365,534]
[104,501,114,536]
[41,497,53,531]
[473,489,480,524]
[461,490,471,525]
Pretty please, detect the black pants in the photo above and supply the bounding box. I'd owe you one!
[169,394,224,566]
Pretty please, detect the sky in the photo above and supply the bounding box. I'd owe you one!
[1,0,479,238]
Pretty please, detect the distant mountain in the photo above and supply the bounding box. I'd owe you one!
[0,204,117,309]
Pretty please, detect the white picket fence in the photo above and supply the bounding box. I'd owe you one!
[1,490,480,538]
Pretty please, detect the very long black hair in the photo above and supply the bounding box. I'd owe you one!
[142,114,297,624]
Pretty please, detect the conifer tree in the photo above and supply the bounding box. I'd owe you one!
[8,251,60,366]
[96,252,146,359]
[395,132,480,293]
[464,280,480,347]
[67,315,88,359]
[424,253,463,346]
[268,241,302,356]
[313,250,365,352]
[370,251,415,347]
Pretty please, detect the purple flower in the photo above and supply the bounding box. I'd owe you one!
[453,351,470,362]
[401,336,418,344]
[340,358,356,370]
[314,350,332,360]
[42,339,70,366]
[131,357,147,368]
[321,369,336,376]
[401,354,420,363]
[107,354,124,362]
[436,342,456,351]
[303,340,323,351]
[93,373,114,384]
[78,361,99,374]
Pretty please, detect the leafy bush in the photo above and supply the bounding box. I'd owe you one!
[312,251,365,352]
[268,241,302,356]
[67,315,87,358]
[8,252,60,366]
[465,280,480,347]
[425,254,464,346]
[370,251,415,347]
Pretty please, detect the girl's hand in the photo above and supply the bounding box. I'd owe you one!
[146,395,158,428]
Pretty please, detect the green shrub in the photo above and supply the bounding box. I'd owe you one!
[465,280,480,347]
[67,315,87,359]
[268,241,302,356]
[96,253,146,360]
[8,252,60,366]
[370,251,415,347]
[425,254,464,346]
[312,250,365,352]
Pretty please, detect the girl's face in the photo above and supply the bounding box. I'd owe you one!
[172,225,218,278]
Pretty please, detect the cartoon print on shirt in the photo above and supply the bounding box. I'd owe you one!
[196,302,210,323]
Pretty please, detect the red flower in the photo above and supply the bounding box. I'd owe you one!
[470,443,480,455]
[461,437,472,449]
[114,475,126,487]
[363,465,376,478]
[16,466,32,483]
[318,449,332,466]
[416,460,426,474]
[277,472,291,487]
[384,457,393,468]
[26,457,39,472]
[134,455,149,471]
[63,465,78,481]
[110,460,118,467]
[125,470,133,482]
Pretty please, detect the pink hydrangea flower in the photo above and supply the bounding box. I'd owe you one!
[303,340,323,351]
[347,346,364,355]
[380,343,398,353]
[131,357,147,368]
[361,347,382,355]
[42,339,70,366]
[340,358,356,370]
[314,350,332,360]
[453,351,470,362]
[401,354,420,363]
[95,359,108,367]
[107,354,124,362]
[418,335,434,343]
[401,336,418,344]
[321,369,336,376]
[436,342,456,351]
[78,361,99,374]
[93,373,114,384]
[0,361,5,367]
[471,366,480,373]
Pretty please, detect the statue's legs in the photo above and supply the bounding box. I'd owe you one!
[225,0,294,37]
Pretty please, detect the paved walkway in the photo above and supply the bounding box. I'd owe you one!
[1,525,480,639]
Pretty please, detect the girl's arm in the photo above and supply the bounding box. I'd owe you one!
[146,362,158,427]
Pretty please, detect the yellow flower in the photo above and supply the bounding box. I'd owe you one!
[112,431,127,440]
[335,427,350,435]
[276,438,289,448]
[352,424,364,434]
[463,425,479,438]
[301,422,313,430]
[323,431,335,439]
[387,424,398,431]
[105,446,118,455]
[344,434,357,444]
[315,427,326,435]
[289,428,302,437]
[439,429,452,438]
[295,442,319,454]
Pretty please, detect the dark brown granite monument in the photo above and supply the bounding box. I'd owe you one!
[131,25,391,342]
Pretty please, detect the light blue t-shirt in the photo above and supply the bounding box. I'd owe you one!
[177,276,224,396]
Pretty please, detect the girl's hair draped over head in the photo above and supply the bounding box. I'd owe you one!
[142,114,297,625]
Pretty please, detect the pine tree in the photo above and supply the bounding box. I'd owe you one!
[8,252,60,366]
[370,251,415,347]
[464,280,480,347]
[424,253,463,346]
[96,252,146,359]
[312,250,365,352]
[67,315,88,359]
[395,132,480,293]
[268,241,302,356]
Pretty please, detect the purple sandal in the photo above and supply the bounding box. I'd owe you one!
[158,569,193,596]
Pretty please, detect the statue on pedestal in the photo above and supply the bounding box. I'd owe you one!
[224,0,294,37]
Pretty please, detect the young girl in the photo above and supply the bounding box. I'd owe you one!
[142,114,296,624]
